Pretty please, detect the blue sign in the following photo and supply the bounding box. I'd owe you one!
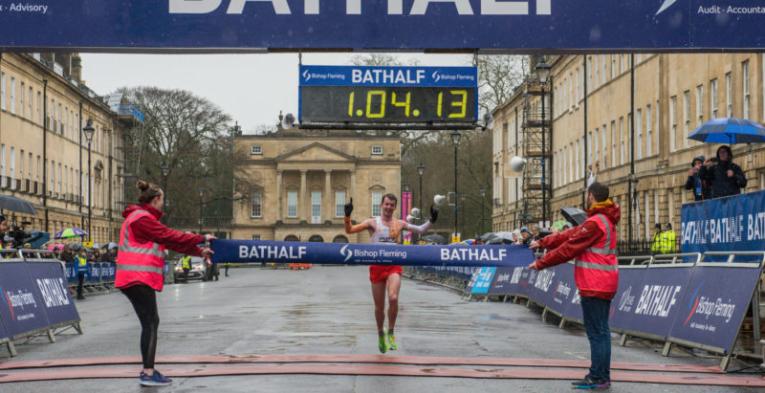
[469,267,496,295]
[212,240,535,267]
[669,263,762,354]
[0,262,51,338]
[300,66,477,87]
[24,262,80,327]
[681,190,765,260]
[0,1,762,50]
[546,263,575,316]
[488,267,518,296]
[608,265,648,333]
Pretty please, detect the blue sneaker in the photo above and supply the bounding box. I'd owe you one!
[139,370,173,387]
[572,376,610,390]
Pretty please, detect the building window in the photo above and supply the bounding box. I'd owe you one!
[742,60,750,119]
[372,191,383,216]
[19,150,24,180]
[19,82,24,118]
[287,191,298,218]
[636,109,642,159]
[610,55,616,79]
[683,90,691,148]
[696,85,704,126]
[252,235,261,240]
[251,190,262,218]
[619,117,625,165]
[36,91,41,124]
[0,72,5,111]
[646,106,652,157]
[371,145,383,155]
[28,86,32,118]
[311,191,321,224]
[710,79,718,118]
[335,190,346,217]
[601,124,607,167]
[575,139,581,180]
[9,77,15,114]
[725,72,732,117]
[669,96,677,152]
[9,147,14,181]
[250,145,262,155]
[610,121,616,166]
[57,163,62,193]
[644,193,650,240]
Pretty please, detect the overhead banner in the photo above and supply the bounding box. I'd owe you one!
[212,239,535,267]
[0,1,763,50]
[681,190,765,260]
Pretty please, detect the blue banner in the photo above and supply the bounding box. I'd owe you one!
[668,263,762,354]
[24,262,80,327]
[488,267,518,296]
[609,265,648,333]
[681,190,765,258]
[0,262,51,338]
[300,66,477,87]
[468,267,496,295]
[546,263,575,316]
[212,240,535,267]
[0,1,763,50]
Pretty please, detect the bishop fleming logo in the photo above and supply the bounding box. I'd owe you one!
[340,244,353,263]
[302,69,311,82]
[656,0,678,15]
[432,71,441,83]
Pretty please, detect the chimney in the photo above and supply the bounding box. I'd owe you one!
[71,54,83,84]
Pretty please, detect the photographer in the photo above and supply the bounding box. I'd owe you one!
[700,145,747,199]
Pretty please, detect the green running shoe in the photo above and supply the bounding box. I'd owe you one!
[378,334,388,354]
[387,332,398,351]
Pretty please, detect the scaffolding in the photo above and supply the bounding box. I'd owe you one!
[520,79,552,226]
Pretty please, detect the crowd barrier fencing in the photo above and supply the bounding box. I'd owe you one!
[0,253,82,357]
[453,251,764,371]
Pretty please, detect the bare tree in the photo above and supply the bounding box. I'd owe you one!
[477,55,527,114]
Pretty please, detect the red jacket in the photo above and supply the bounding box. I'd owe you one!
[122,204,206,257]
[535,201,621,300]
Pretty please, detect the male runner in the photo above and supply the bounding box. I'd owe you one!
[344,194,438,353]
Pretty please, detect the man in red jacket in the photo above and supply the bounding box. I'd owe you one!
[529,182,620,390]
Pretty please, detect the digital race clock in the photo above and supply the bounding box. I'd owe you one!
[299,65,478,125]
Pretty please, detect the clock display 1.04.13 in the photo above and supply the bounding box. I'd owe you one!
[300,86,477,124]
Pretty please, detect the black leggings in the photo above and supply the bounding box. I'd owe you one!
[121,285,159,369]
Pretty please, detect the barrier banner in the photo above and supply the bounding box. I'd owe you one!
[24,262,80,327]
[212,240,534,267]
[610,264,693,339]
[468,267,496,295]
[546,263,576,316]
[0,262,51,337]
[668,263,763,354]
[526,267,558,307]
[681,190,765,260]
[609,265,648,333]
[488,267,519,296]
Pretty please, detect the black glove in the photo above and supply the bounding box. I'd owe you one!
[429,205,439,224]
[344,198,354,217]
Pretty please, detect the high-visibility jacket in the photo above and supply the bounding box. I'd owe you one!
[573,213,619,295]
[115,209,167,291]
[181,256,192,270]
[660,230,676,254]
[76,256,88,274]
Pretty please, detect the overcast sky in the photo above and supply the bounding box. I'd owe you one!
[81,53,472,133]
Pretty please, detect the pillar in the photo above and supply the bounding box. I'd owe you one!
[324,170,332,221]
[299,170,307,220]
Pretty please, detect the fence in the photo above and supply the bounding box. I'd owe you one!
[413,251,765,371]
[0,252,82,357]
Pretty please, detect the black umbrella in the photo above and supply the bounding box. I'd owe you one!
[561,207,587,226]
[422,234,447,245]
[0,195,36,215]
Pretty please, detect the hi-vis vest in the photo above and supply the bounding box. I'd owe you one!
[181,256,191,269]
[78,256,87,267]
[574,214,619,295]
[115,209,167,291]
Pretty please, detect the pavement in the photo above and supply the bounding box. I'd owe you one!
[1,266,763,392]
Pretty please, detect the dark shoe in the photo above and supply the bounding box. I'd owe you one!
[139,370,173,387]
[572,376,610,390]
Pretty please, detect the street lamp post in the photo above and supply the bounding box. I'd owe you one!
[82,119,95,242]
[160,162,170,221]
[198,188,205,234]
[451,131,462,238]
[480,186,486,235]
[536,60,552,227]
[417,163,425,218]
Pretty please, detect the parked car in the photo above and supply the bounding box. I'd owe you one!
[173,256,206,283]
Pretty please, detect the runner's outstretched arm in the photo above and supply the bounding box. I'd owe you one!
[406,205,438,234]
[343,198,372,233]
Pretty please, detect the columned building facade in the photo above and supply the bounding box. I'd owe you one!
[232,129,401,243]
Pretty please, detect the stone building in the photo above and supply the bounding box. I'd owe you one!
[232,128,401,243]
[0,52,138,243]
[493,54,765,243]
